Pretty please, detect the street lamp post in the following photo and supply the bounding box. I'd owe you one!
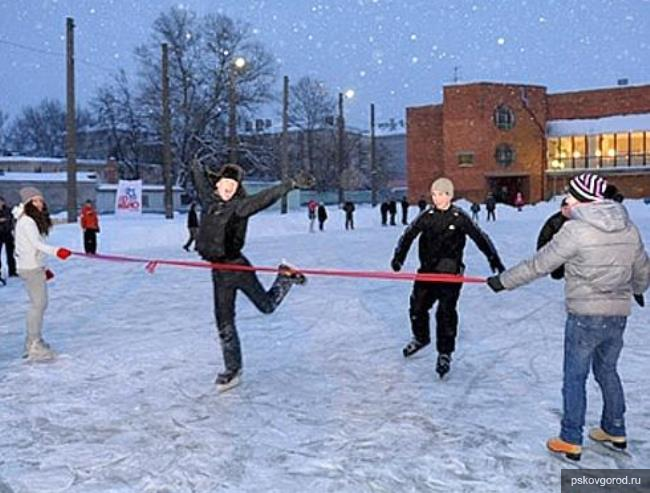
[228,56,247,164]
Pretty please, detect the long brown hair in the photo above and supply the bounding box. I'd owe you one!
[24,201,53,236]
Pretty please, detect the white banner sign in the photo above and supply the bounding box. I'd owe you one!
[115,180,143,216]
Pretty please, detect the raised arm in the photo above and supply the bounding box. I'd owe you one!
[234,181,295,218]
[190,160,216,208]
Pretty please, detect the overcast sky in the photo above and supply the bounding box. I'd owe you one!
[1,0,649,127]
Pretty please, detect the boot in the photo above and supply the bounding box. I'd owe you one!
[589,427,627,450]
[547,437,582,461]
[0,275,5,286]
[436,353,451,378]
[402,339,428,358]
[278,261,307,285]
[215,369,242,393]
[24,339,57,361]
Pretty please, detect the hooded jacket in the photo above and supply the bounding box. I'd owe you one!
[12,204,59,270]
[501,201,650,316]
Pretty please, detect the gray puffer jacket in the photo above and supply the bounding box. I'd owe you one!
[501,201,650,316]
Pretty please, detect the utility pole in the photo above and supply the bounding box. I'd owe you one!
[280,75,289,214]
[370,103,377,207]
[65,17,77,223]
[161,43,174,219]
[337,92,345,204]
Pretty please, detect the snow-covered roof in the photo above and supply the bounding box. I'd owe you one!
[0,172,97,182]
[547,113,650,136]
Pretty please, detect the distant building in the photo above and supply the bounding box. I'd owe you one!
[407,82,650,204]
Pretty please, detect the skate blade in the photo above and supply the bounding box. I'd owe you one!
[216,375,242,393]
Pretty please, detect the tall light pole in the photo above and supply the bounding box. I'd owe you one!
[281,75,289,214]
[228,56,247,164]
[337,89,354,204]
[65,17,77,223]
[370,103,377,207]
[161,43,173,219]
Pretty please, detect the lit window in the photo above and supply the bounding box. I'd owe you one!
[494,105,515,130]
[495,143,515,167]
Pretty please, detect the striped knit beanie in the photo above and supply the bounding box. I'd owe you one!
[568,173,607,202]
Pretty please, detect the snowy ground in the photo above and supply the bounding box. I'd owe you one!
[1,198,649,493]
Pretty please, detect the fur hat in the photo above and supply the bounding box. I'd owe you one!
[430,177,454,198]
[19,186,44,205]
[215,163,245,184]
[568,173,607,202]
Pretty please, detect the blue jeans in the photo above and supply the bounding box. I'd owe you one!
[561,314,627,445]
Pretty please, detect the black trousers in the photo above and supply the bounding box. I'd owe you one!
[345,216,354,230]
[487,210,496,221]
[0,234,16,276]
[211,256,293,372]
[83,229,97,254]
[409,280,463,355]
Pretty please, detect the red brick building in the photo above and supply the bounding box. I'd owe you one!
[407,82,650,204]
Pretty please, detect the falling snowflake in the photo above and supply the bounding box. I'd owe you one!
[410,34,417,41]
[411,56,418,63]
[497,37,505,45]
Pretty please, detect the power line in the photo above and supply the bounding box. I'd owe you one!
[0,38,119,73]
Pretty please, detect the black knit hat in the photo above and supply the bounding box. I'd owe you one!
[568,173,607,202]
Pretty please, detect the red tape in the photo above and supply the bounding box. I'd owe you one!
[70,251,486,284]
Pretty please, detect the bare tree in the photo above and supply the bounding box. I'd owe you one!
[134,7,277,188]
[288,77,336,174]
[0,109,8,154]
[7,99,92,157]
[91,70,146,179]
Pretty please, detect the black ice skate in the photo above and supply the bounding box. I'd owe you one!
[215,369,242,393]
[278,261,307,285]
[436,353,451,378]
[402,339,428,358]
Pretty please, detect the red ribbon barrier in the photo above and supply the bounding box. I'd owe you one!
[71,251,487,284]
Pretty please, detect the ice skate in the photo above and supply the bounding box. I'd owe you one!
[588,427,627,450]
[216,369,242,393]
[278,261,307,285]
[436,353,451,378]
[547,437,582,461]
[402,339,428,358]
[24,339,57,361]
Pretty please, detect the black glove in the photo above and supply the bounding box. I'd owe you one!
[487,275,505,292]
[292,170,316,189]
[391,258,402,272]
[489,256,506,274]
[634,293,645,307]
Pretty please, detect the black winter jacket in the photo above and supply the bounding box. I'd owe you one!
[192,163,293,261]
[0,205,13,237]
[393,205,502,274]
[536,211,569,280]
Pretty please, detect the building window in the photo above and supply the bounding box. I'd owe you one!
[631,132,644,166]
[495,143,515,167]
[457,152,474,167]
[494,105,515,131]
